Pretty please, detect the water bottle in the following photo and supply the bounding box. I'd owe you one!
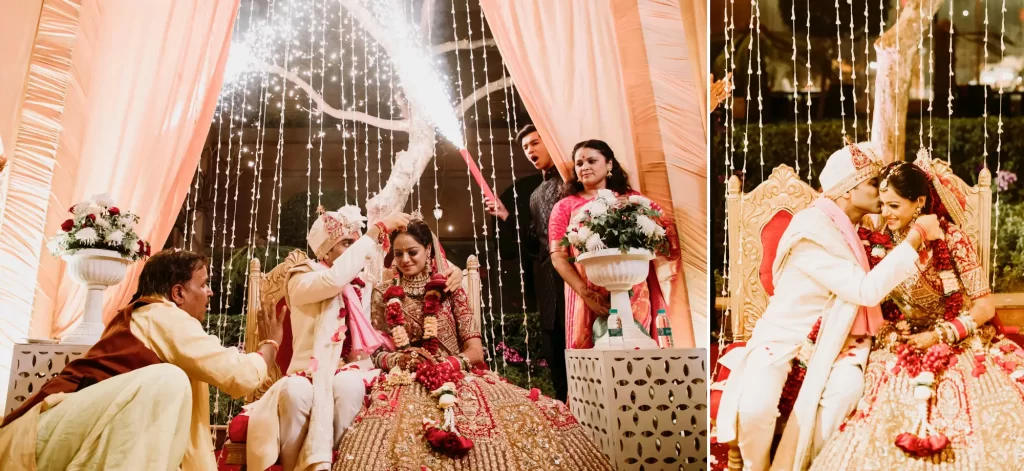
[656,309,674,348]
[608,309,624,346]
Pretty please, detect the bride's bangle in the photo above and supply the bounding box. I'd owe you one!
[911,223,927,243]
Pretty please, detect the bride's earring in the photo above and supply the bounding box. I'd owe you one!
[913,206,922,220]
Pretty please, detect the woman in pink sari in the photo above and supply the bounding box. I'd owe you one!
[548,140,678,350]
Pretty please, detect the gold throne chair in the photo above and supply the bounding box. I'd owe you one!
[712,162,993,470]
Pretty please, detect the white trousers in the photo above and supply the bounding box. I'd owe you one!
[277,370,367,471]
[735,341,867,471]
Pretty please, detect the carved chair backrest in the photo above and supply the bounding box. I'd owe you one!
[725,163,992,343]
[242,252,483,402]
[726,165,817,341]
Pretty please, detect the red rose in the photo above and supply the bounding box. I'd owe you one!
[424,427,473,457]
[85,214,96,224]
[108,207,120,216]
[144,242,151,256]
[68,205,76,214]
[527,388,541,402]
[61,219,74,232]
[857,227,871,239]
[867,232,889,245]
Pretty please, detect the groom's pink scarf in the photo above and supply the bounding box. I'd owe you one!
[812,197,883,336]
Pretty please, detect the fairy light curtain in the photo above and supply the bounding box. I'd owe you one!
[176,0,541,416]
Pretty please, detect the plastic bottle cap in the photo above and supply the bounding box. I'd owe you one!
[610,309,618,314]
[657,309,667,315]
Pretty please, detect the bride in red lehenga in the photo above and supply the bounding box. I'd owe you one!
[333,219,611,471]
[811,153,1024,470]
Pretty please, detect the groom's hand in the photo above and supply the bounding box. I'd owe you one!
[906,331,938,351]
[915,214,944,241]
[442,265,463,292]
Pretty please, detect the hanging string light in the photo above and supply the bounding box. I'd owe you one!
[742,3,755,180]
[375,41,384,194]
[754,0,764,180]
[266,1,292,261]
[993,0,1005,287]
[835,0,847,140]
[306,0,316,231]
[461,0,498,373]
[982,0,989,169]
[947,0,954,163]
[864,0,872,138]
[849,0,858,141]
[791,0,799,172]
[929,0,936,151]
[894,0,901,150]
[805,0,813,178]
[317,0,326,209]
[362,27,371,201]
[350,11,359,204]
[919,0,926,145]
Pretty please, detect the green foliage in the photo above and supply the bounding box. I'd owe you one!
[484,310,556,398]
[277,190,350,250]
[205,312,247,425]
[992,202,1024,293]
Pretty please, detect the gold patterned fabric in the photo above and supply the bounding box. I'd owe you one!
[336,276,612,471]
[811,224,1024,470]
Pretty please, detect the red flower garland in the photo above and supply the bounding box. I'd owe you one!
[777,317,822,420]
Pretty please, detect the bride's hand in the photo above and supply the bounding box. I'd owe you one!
[906,331,939,351]
[914,214,944,241]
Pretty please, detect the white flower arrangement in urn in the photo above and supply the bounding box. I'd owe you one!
[47,193,150,345]
[560,189,670,349]
[47,193,151,260]
[560,189,669,258]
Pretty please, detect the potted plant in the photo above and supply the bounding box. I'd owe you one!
[47,193,150,344]
[561,190,670,348]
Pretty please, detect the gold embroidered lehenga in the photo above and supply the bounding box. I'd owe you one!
[333,271,611,471]
[811,222,1024,470]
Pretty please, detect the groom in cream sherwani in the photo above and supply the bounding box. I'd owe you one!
[715,142,945,471]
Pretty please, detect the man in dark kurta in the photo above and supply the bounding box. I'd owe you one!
[486,124,568,402]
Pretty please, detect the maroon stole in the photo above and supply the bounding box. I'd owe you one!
[1,297,166,427]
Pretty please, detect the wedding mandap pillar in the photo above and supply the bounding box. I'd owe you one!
[0,0,238,407]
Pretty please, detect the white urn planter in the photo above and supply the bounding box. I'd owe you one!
[61,249,131,345]
[575,248,659,349]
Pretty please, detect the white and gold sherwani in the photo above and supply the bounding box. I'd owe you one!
[245,207,382,471]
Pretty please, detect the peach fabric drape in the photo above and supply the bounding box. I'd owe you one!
[38,0,241,339]
[475,0,640,187]
[0,1,240,388]
[0,0,84,406]
[480,0,706,347]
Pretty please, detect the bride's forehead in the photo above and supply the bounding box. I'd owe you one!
[393,233,428,250]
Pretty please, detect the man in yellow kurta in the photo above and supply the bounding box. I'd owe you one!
[0,249,286,471]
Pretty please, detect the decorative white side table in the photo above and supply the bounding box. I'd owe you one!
[4,343,89,416]
[566,348,707,470]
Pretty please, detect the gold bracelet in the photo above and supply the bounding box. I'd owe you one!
[258,339,280,350]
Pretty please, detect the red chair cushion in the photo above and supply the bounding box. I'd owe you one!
[228,413,249,443]
[276,299,293,373]
[759,211,794,297]
[710,341,746,423]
